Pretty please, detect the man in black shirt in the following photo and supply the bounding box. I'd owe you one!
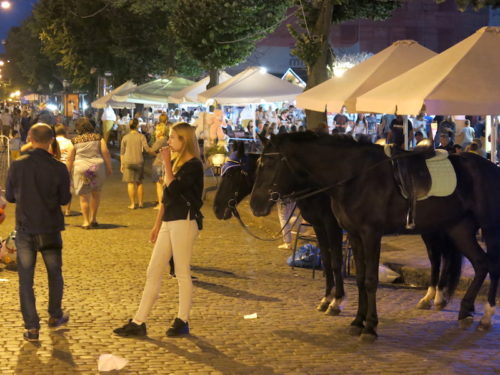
[388,115,413,149]
[6,123,71,342]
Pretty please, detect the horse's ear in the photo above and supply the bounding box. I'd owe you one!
[258,132,269,146]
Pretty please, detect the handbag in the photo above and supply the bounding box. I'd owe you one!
[194,211,204,230]
[35,232,62,251]
[180,194,203,230]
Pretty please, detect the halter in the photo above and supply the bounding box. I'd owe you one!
[260,149,403,203]
[223,155,300,242]
[259,151,313,203]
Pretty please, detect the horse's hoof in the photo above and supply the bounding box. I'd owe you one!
[477,321,492,332]
[325,305,341,316]
[316,301,330,312]
[458,316,474,330]
[360,333,378,343]
[416,300,431,310]
[435,300,448,311]
[348,325,363,336]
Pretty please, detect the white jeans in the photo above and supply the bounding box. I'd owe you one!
[277,201,301,244]
[134,219,198,322]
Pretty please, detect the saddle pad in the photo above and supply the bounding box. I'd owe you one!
[383,145,456,200]
[421,150,456,200]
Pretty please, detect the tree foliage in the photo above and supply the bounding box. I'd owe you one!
[170,0,290,86]
[30,0,200,91]
[288,0,400,78]
[4,17,62,92]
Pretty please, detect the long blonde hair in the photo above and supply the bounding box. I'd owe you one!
[171,122,200,174]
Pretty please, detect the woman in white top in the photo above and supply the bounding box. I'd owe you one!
[352,113,368,139]
[55,124,74,216]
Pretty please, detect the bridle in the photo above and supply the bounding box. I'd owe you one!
[258,148,405,203]
[222,157,300,242]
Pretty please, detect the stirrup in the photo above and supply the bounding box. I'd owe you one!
[406,211,416,229]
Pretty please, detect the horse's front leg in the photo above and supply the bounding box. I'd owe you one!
[325,222,346,316]
[360,231,382,343]
[313,224,334,312]
[418,233,441,309]
[348,234,366,336]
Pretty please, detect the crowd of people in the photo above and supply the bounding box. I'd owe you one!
[1,100,205,342]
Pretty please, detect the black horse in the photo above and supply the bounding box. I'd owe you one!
[213,144,346,315]
[214,142,462,316]
[250,132,498,342]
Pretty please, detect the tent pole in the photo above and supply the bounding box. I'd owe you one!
[492,115,498,164]
[403,115,409,150]
[486,115,492,158]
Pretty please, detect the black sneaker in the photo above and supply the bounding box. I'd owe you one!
[48,313,69,328]
[113,319,147,337]
[166,318,189,337]
[24,329,39,342]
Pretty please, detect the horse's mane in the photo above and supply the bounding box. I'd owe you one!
[273,131,372,147]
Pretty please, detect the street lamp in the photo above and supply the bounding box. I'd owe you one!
[0,1,11,10]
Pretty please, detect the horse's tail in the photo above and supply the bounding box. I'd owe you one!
[444,241,463,298]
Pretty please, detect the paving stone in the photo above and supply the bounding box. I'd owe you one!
[0,159,497,374]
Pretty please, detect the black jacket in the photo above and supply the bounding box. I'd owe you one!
[162,158,203,222]
[6,148,71,234]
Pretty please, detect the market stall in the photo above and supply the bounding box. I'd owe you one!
[296,40,436,113]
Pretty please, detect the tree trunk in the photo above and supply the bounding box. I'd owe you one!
[207,68,220,89]
[305,1,334,131]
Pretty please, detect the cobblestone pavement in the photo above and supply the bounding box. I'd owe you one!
[0,161,498,374]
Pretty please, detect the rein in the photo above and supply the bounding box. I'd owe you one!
[224,164,300,242]
[263,150,411,203]
[231,203,300,242]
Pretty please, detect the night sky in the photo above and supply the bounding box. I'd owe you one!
[0,0,37,53]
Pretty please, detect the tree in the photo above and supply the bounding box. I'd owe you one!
[4,17,63,93]
[170,0,291,88]
[288,0,401,129]
[32,0,201,96]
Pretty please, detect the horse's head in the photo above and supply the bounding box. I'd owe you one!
[250,133,308,217]
[213,144,257,220]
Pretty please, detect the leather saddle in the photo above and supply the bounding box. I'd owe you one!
[386,140,435,229]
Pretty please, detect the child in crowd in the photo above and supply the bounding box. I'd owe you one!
[9,130,22,161]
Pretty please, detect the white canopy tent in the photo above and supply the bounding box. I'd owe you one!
[91,80,136,109]
[296,40,436,113]
[168,72,232,104]
[112,77,195,105]
[356,27,500,116]
[197,66,303,105]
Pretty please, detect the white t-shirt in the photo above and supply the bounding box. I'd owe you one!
[56,136,73,163]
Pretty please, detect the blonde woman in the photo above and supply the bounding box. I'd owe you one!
[150,121,170,209]
[114,122,203,337]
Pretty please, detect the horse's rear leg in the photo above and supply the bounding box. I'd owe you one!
[325,224,345,316]
[447,219,488,329]
[418,233,441,310]
[478,231,500,331]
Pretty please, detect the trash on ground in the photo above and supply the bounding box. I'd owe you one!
[98,354,128,372]
[244,313,258,319]
[379,264,400,283]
